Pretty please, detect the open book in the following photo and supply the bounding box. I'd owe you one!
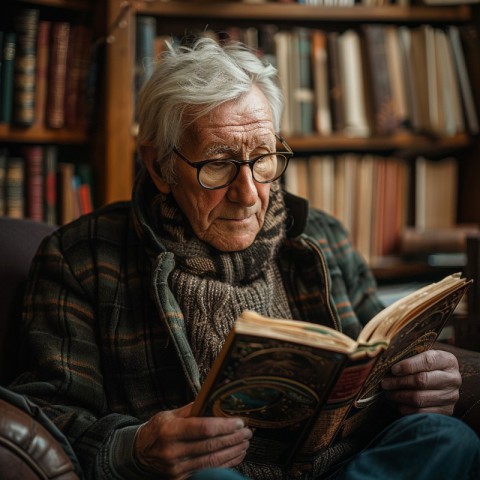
[191,273,471,468]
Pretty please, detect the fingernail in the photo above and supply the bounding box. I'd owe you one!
[235,419,245,429]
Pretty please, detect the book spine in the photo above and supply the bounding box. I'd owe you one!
[135,16,156,103]
[24,145,44,221]
[64,24,92,129]
[363,25,398,135]
[0,147,7,216]
[34,21,51,128]
[0,32,16,124]
[43,145,58,225]
[5,156,25,218]
[46,22,70,129]
[12,8,39,126]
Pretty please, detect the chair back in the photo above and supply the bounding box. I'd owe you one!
[0,216,57,385]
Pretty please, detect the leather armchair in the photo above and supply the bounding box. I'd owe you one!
[0,217,81,480]
[0,216,479,480]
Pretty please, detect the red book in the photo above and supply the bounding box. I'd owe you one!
[24,145,44,221]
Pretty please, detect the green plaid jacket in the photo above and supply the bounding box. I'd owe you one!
[10,175,384,479]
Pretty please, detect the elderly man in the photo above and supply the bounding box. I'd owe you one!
[10,37,479,479]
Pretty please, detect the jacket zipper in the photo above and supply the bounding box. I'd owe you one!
[303,237,340,331]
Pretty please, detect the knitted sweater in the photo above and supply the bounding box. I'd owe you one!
[10,172,384,479]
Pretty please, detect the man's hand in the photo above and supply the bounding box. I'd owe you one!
[134,403,252,480]
[381,349,461,416]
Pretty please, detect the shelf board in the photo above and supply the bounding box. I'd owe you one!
[16,0,93,11]
[286,132,472,154]
[0,124,89,144]
[135,2,473,23]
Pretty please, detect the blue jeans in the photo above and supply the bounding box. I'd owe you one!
[190,413,480,479]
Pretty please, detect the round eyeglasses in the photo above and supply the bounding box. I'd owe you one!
[173,135,293,190]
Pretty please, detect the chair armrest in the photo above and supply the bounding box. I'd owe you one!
[435,342,480,435]
[0,399,79,480]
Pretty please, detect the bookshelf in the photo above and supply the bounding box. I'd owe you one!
[0,0,98,224]
[102,1,479,201]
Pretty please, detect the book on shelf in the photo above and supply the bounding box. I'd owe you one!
[46,22,70,129]
[384,26,410,129]
[448,25,479,135]
[34,20,51,129]
[400,225,480,256]
[415,156,458,230]
[12,8,39,127]
[5,156,25,219]
[0,32,16,124]
[0,147,6,216]
[338,29,370,137]
[363,25,399,135]
[65,24,92,129]
[311,29,332,135]
[44,145,58,225]
[24,145,44,222]
[191,273,470,468]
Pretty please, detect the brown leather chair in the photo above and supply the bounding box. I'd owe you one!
[0,216,81,480]
[0,216,479,480]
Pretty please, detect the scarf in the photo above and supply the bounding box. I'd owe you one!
[151,181,293,383]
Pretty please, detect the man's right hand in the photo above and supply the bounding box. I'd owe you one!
[133,403,252,480]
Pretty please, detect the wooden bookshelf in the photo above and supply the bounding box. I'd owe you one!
[0,124,88,144]
[101,0,480,209]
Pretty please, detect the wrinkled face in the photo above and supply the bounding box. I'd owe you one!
[150,86,276,252]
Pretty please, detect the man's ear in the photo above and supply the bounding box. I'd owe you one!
[139,145,171,194]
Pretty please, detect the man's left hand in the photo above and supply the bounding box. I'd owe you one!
[381,349,461,416]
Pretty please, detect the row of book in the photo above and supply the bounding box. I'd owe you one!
[0,8,94,129]
[135,20,479,138]
[283,154,459,263]
[0,146,94,226]
[275,24,478,137]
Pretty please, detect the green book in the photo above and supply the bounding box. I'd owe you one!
[0,32,16,124]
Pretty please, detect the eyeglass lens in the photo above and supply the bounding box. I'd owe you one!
[199,154,288,188]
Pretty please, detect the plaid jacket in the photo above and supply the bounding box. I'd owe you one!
[10,174,384,479]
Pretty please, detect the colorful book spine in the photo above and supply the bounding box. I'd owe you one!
[12,8,39,126]
[0,32,16,124]
[46,22,70,129]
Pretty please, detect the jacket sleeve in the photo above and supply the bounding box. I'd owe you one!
[9,229,147,479]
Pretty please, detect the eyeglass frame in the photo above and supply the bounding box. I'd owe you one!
[172,134,294,190]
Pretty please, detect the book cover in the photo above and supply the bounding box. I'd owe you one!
[0,32,16,124]
[192,274,470,467]
[12,8,39,127]
[46,22,70,129]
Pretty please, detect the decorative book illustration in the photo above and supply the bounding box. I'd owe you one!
[192,273,470,467]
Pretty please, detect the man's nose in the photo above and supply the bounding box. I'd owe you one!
[227,164,258,206]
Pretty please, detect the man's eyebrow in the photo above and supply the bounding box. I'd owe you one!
[204,144,240,157]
